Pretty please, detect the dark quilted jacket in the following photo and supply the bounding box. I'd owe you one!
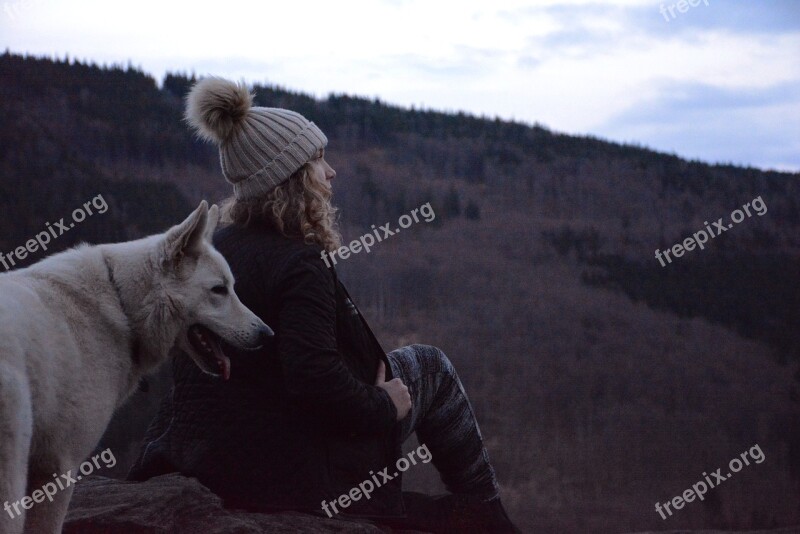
[128,221,405,519]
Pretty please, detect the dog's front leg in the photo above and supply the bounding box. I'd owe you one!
[0,367,32,534]
[0,450,28,534]
[22,471,74,534]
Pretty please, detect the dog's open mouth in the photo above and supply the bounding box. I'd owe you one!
[188,325,230,381]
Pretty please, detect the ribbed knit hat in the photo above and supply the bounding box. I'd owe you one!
[185,77,328,200]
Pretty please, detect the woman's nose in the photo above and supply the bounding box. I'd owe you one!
[326,166,337,181]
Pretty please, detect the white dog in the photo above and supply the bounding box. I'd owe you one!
[0,201,272,534]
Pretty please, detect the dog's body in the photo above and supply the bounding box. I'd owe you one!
[0,202,271,534]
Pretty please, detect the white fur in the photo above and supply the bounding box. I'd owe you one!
[0,201,271,534]
[185,77,253,145]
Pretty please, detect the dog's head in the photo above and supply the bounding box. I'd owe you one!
[159,201,273,380]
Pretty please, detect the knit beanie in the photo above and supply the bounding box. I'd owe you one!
[185,77,328,200]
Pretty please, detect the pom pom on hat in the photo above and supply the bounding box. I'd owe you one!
[185,77,253,145]
[183,76,328,199]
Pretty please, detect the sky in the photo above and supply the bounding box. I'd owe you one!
[2,0,799,171]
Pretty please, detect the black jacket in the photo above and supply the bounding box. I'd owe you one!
[128,221,405,518]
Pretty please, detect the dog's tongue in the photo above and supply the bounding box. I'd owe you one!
[211,341,231,381]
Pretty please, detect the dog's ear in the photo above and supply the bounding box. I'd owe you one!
[161,201,209,268]
[204,204,220,242]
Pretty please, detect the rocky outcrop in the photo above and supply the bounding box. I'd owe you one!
[64,474,800,534]
[64,474,426,533]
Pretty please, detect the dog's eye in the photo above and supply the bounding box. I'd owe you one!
[211,285,228,296]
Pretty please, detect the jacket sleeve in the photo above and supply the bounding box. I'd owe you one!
[273,248,397,435]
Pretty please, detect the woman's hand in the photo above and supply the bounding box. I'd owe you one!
[375,361,412,421]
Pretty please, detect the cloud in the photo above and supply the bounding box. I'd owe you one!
[640,0,800,35]
[597,80,800,170]
[1,0,797,169]
[507,0,800,67]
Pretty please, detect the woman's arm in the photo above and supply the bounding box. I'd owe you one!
[274,249,397,435]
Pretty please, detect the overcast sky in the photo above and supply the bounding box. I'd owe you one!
[2,0,798,171]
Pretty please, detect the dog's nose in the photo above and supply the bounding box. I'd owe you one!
[259,324,274,342]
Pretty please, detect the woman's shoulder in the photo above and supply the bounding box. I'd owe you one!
[214,222,311,253]
[213,223,328,280]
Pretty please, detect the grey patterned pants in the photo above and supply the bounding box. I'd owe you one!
[386,344,500,501]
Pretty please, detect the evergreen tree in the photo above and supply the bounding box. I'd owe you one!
[464,200,481,220]
[443,185,461,218]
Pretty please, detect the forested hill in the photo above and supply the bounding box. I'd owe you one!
[1,51,798,357]
[2,51,798,244]
[3,51,800,532]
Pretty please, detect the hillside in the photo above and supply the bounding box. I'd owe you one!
[1,51,799,533]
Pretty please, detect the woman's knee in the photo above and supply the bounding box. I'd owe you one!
[408,344,455,377]
[388,344,457,384]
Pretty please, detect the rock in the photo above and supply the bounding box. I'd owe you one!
[63,475,800,534]
[64,474,427,533]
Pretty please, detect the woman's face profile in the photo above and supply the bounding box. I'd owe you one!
[308,148,337,188]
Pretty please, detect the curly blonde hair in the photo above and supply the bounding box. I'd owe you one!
[220,164,342,252]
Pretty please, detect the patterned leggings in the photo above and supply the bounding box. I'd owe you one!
[386,344,500,501]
